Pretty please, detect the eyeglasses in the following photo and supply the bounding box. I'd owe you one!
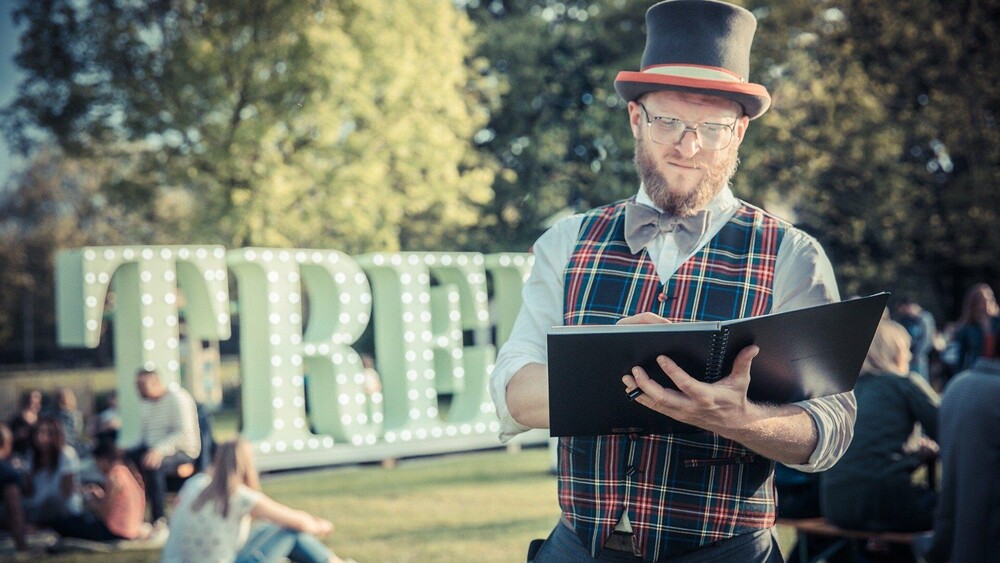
[638,103,737,151]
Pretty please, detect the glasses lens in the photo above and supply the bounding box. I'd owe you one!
[646,115,733,150]
[698,124,732,150]
[650,119,684,145]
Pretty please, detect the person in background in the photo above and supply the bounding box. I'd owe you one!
[7,389,43,464]
[52,387,86,455]
[0,423,28,552]
[51,442,147,542]
[820,319,939,537]
[920,353,1000,563]
[125,367,201,524]
[941,283,1000,383]
[90,390,122,451]
[22,416,83,526]
[894,297,937,381]
[161,439,354,563]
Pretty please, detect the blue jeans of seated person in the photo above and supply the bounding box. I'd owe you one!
[533,520,784,563]
[52,512,125,542]
[126,446,194,522]
[236,522,333,563]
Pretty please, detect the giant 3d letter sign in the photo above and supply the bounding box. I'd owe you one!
[56,246,536,471]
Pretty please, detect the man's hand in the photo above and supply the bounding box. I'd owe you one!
[622,345,760,435]
[616,312,673,326]
[142,449,165,470]
[620,335,819,465]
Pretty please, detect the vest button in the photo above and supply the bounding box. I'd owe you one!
[658,293,668,302]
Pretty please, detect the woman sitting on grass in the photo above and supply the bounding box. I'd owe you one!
[52,442,147,542]
[22,416,82,525]
[161,438,353,563]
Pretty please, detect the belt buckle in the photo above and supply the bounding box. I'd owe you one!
[604,530,641,557]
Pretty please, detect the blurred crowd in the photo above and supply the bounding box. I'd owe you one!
[776,283,1000,562]
[0,368,357,562]
[3,285,998,561]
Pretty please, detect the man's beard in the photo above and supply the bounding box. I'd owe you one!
[633,134,740,217]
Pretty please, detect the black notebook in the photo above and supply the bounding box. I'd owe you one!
[546,292,889,437]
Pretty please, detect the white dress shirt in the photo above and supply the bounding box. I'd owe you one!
[490,186,856,472]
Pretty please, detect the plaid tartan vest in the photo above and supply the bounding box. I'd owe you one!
[559,198,787,561]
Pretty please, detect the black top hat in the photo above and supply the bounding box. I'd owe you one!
[614,0,771,119]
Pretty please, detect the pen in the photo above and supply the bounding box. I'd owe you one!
[627,388,644,401]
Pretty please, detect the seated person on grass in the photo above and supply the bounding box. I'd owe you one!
[0,423,28,552]
[23,416,83,526]
[125,367,201,524]
[161,439,354,563]
[52,442,148,542]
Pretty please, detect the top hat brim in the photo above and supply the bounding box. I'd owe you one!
[615,71,771,120]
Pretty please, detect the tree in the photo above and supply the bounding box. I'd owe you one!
[738,1,916,299]
[841,0,1000,315]
[2,0,497,253]
[0,149,147,362]
[467,0,1000,321]
[743,0,1000,318]
[463,0,645,252]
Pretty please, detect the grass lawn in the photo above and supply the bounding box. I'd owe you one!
[29,445,798,562]
[35,445,563,563]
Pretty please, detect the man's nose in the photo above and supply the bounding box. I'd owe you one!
[675,129,701,159]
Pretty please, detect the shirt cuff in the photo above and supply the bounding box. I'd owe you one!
[783,391,857,472]
[489,358,534,443]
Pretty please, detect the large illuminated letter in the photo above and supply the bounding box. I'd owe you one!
[55,246,543,471]
[424,253,497,432]
[484,253,535,348]
[227,248,377,464]
[56,246,231,445]
[357,253,501,443]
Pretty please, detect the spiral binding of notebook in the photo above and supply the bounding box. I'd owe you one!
[706,327,730,381]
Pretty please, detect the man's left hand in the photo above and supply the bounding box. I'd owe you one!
[622,344,760,435]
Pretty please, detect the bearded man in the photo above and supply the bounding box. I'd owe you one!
[489,1,855,561]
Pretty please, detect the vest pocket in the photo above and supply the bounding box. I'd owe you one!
[683,454,757,468]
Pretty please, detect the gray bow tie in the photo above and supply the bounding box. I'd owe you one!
[623,201,712,256]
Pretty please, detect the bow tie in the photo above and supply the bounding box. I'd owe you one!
[623,201,712,256]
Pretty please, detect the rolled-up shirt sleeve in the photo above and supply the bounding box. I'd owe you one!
[772,227,856,472]
[787,391,857,471]
[490,216,581,442]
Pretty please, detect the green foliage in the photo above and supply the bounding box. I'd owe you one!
[463,0,644,251]
[742,0,1000,315]
[2,0,497,252]
[740,1,915,298]
[3,0,1000,359]
[463,0,1000,318]
[0,149,147,358]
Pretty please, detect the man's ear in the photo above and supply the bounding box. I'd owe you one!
[627,101,644,140]
[732,114,750,147]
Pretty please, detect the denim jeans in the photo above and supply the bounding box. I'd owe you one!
[533,519,784,562]
[126,446,194,521]
[236,522,332,563]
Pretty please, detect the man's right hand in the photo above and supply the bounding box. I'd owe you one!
[142,448,164,469]
[616,312,673,325]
